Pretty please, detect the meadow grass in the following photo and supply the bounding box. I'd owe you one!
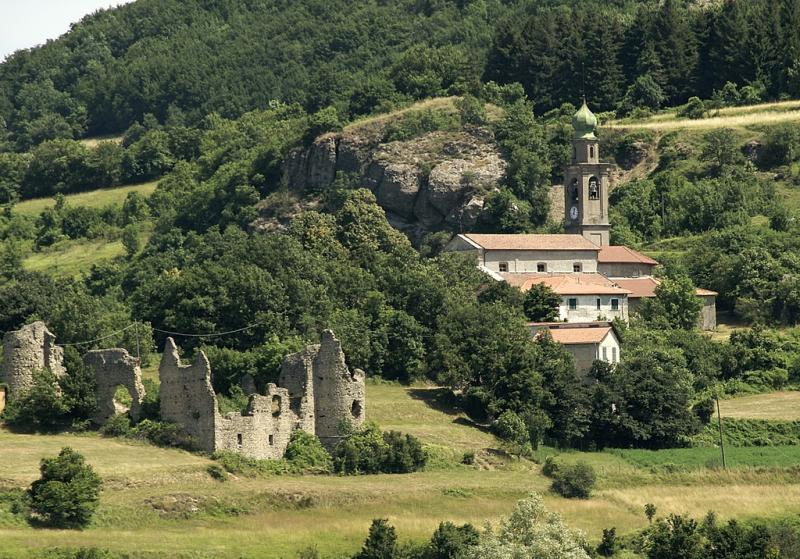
[22,226,152,277]
[604,99,800,131]
[719,391,800,421]
[610,446,800,470]
[3,384,800,558]
[13,181,158,216]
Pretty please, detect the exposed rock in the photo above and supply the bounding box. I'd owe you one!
[84,348,146,424]
[281,125,507,239]
[617,139,651,170]
[0,321,65,400]
[376,163,421,220]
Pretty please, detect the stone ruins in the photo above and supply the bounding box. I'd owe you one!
[159,329,365,458]
[0,321,365,460]
[0,321,65,398]
[84,348,146,424]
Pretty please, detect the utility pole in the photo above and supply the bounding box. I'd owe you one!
[715,394,727,470]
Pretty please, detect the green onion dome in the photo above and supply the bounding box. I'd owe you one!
[572,100,597,140]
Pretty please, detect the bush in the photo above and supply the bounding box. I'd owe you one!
[3,369,69,431]
[455,95,486,126]
[28,447,102,528]
[541,456,560,478]
[461,451,475,466]
[427,521,480,559]
[353,518,397,559]
[331,423,426,475]
[679,97,706,120]
[550,461,596,499]
[99,414,132,437]
[597,527,618,557]
[129,419,195,449]
[206,464,229,482]
[284,431,332,473]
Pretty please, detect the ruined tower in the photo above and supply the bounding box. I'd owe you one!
[563,100,612,246]
[0,321,65,399]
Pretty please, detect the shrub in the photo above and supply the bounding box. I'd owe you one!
[455,95,486,126]
[284,431,332,473]
[28,447,102,528]
[129,419,195,449]
[461,451,475,466]
[331,423,426,475]
[206,464,229,482]
[427,521,480,559]
[679,97,706,120]
[99,414,131,437]
[3,369,69,431]
[353,518,397,559]
[551,461,596,499]
[541,456,560,478]
[597,527,618,557]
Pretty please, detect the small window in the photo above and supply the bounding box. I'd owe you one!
[590,146,595,159]
[573,263,582,273]
[268,435,274,446]
[499,262,509,272]
[537,263,547,273]
[611,347,618,363]
[596,298,601,310]
[611,298,619,311]
[568,298,577,310]
[602,347,608,361]
[236,434,243,448]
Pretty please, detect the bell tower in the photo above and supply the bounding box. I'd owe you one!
[564,100,612,246]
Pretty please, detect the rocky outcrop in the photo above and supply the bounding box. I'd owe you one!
[0,321,65,399]
[281,126,506,239]
[84,348,146,425]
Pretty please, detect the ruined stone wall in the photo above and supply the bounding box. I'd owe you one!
[0,321,65,399]
[0,386,6,416]
[158,338,218,453]
[84,348,145,425]
[215,384,296,460]
[278,346,317,434]
[312,330,366,449]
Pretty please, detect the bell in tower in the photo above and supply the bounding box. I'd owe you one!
[563,100,612,246]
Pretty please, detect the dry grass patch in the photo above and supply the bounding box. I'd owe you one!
[13,181,158,216]
[718,391,800,421]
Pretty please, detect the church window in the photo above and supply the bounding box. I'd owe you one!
[611,298,619,311]
[499,262,508,272]
[588,177,600,200]
[590,146,595,159]
[568,298,577,310]
[537,263,547,273]
[573,263,582,273]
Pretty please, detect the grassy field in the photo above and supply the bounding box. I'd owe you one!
[3,383,800,558]
[605,99,800,131]
[22,225,153,278]
[718,391,800,421]
[13,181,158,216]
[611,446,800,471]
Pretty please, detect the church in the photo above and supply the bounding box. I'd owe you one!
[445,101,717,372]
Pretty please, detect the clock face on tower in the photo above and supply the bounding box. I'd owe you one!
[569,206,579,220]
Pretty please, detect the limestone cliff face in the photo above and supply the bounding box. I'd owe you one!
[281,125,507,239]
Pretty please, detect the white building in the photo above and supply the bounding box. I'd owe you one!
[531,322,621,375]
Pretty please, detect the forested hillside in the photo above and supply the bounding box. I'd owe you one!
[1,0,799,148]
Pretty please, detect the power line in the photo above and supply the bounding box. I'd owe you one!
[151,322,264,338]
[49,324,139,347]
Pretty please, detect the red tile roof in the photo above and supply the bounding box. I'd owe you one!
[614,277,718,298]
[461,234,600,251]
[544,326,614,345]
[508,273,631,295]
[598,246,659,265]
